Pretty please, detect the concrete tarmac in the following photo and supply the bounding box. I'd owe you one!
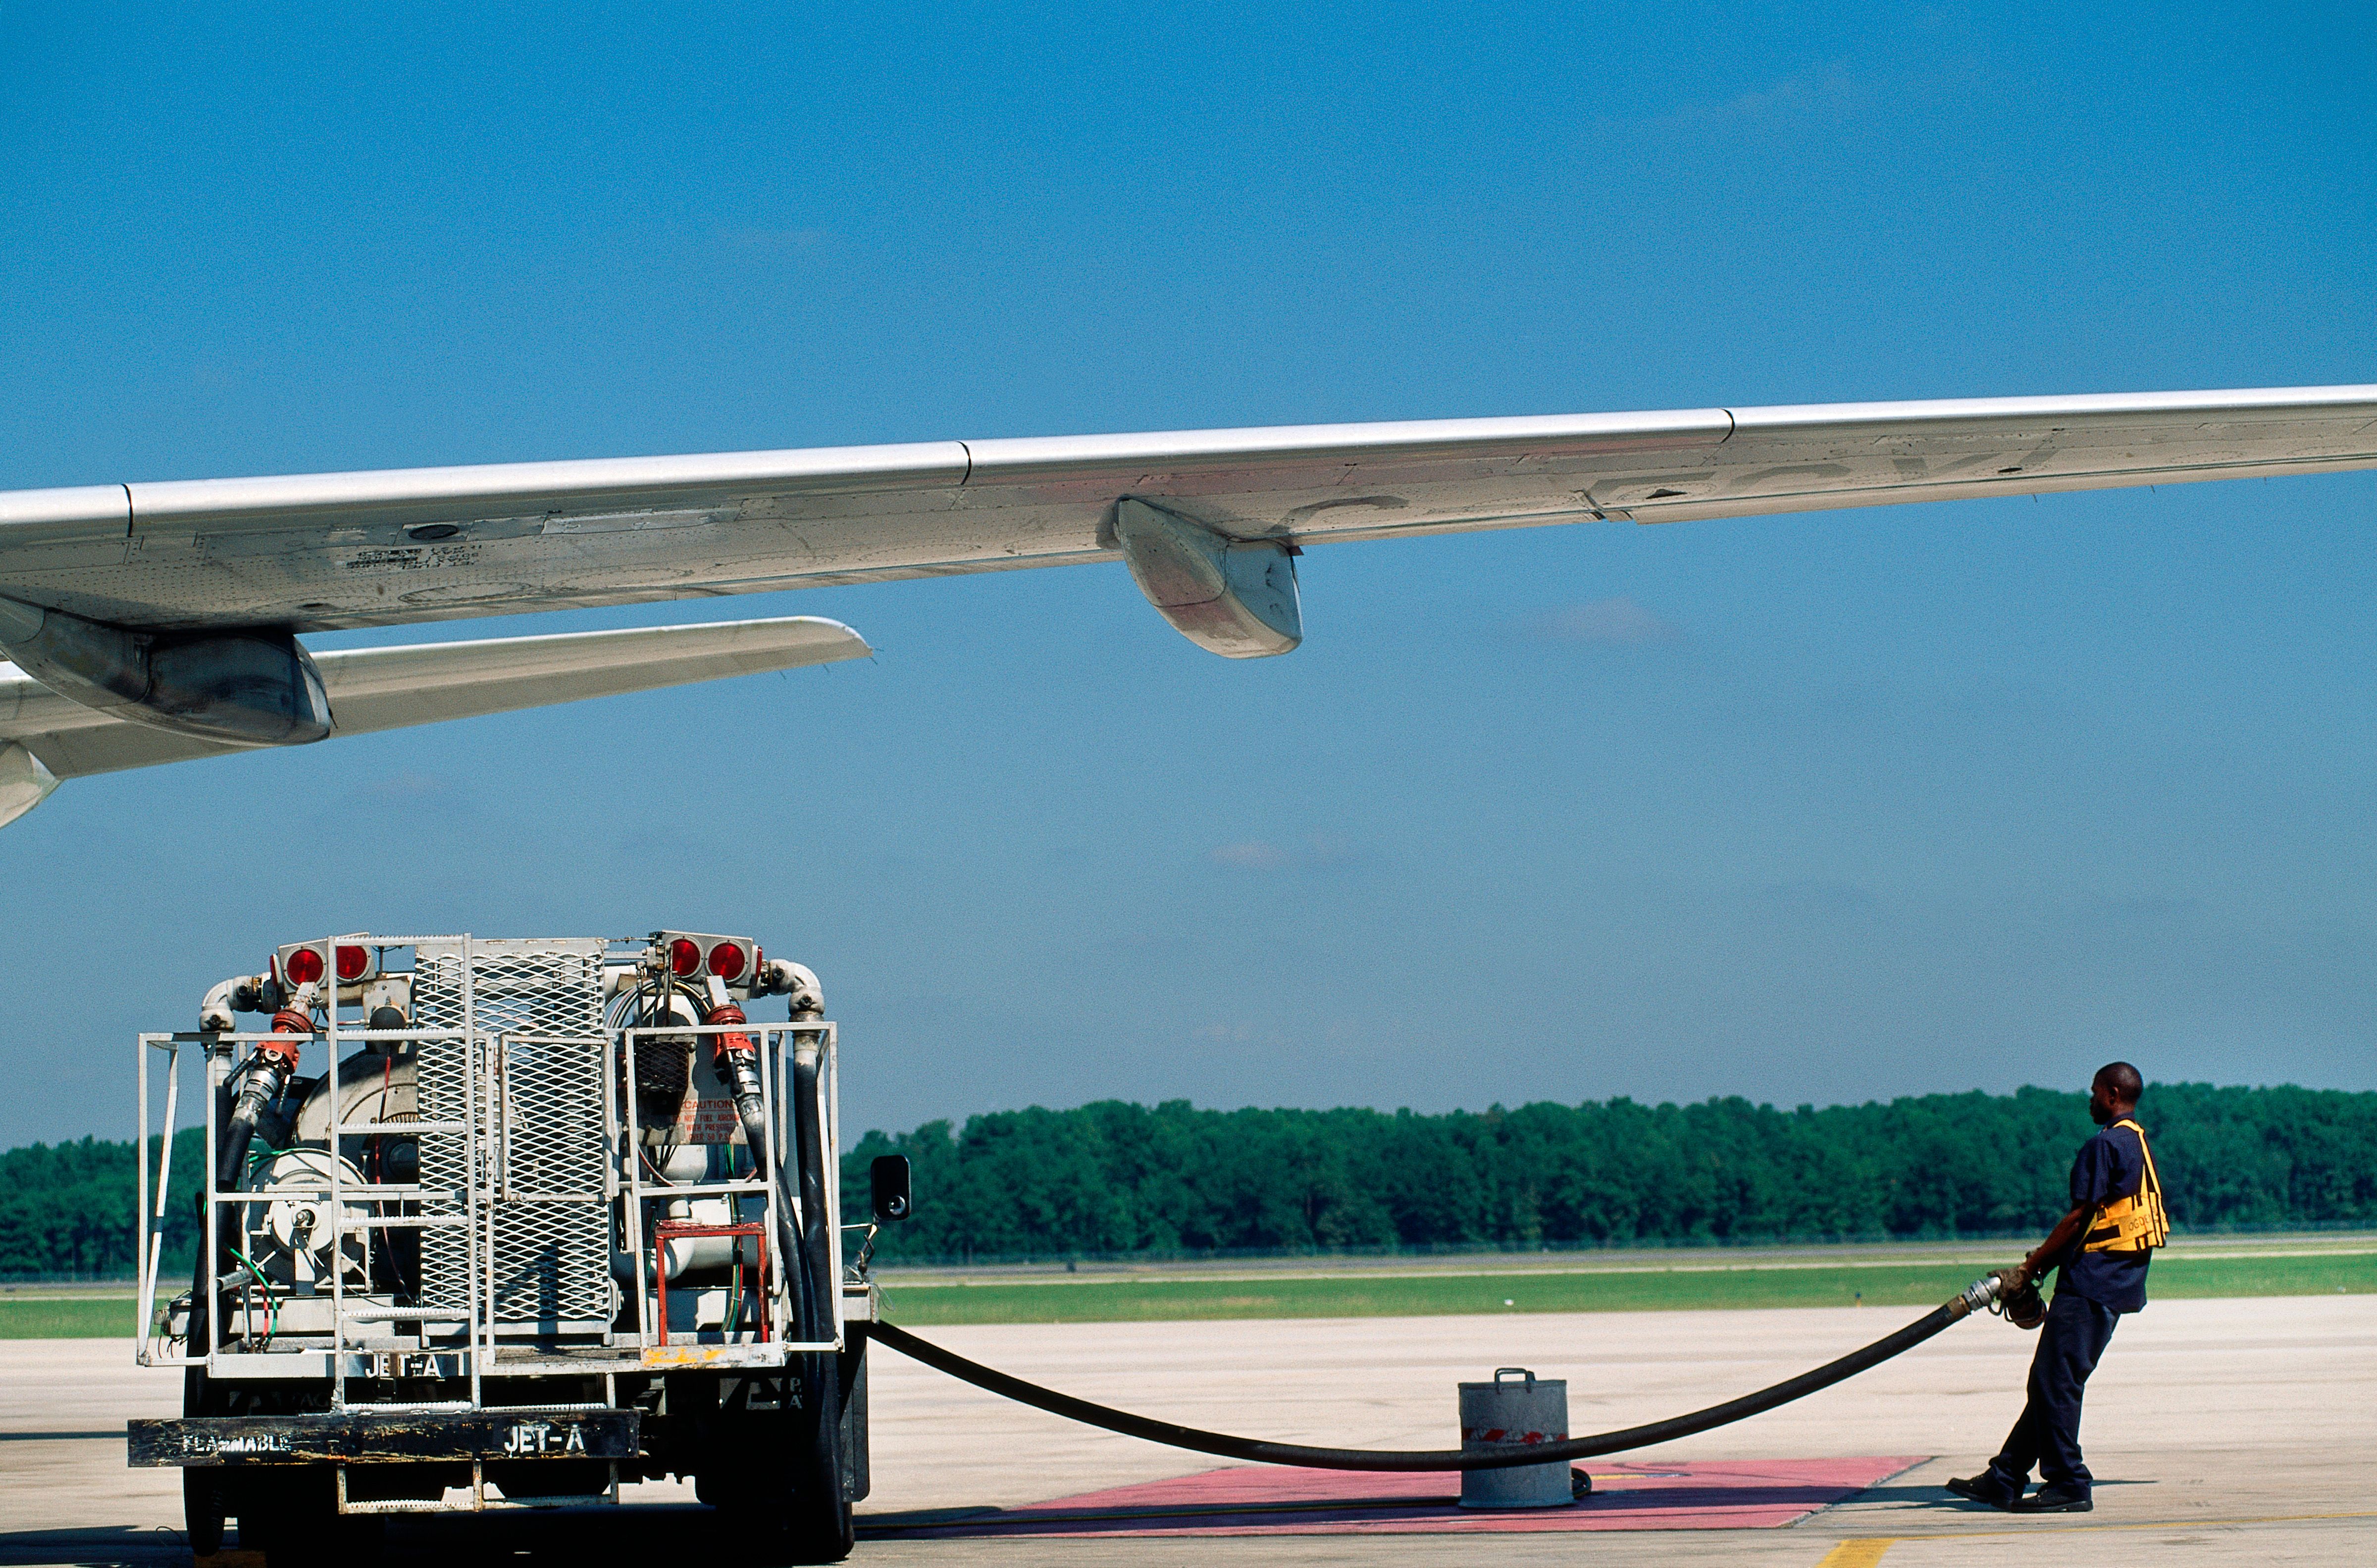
[3,1295,2370,1565]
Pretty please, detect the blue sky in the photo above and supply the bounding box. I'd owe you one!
[2,3,2372,1149]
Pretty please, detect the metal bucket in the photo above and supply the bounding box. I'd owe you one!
[1458,1367,1573,1509]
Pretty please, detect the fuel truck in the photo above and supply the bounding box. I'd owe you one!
[127,932,910,1565]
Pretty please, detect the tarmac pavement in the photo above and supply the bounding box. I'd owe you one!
[2,1294,2369,1565]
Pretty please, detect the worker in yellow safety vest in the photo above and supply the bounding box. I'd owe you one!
[1949,1061,2168,1514]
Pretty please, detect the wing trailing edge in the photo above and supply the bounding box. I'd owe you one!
[0,613,869,823]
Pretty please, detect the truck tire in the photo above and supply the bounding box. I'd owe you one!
[711,1352,853,1565]
[243,1467,386,1568]
[182,1261,226,1556]
[790,1349,857,1564]
[839,1335,869,1503]
[183,1470,225,1558]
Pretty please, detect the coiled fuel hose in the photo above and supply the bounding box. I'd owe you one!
[868,1271,2006,1471]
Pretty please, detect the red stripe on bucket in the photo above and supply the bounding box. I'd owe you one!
[1461,1427,1561,1445]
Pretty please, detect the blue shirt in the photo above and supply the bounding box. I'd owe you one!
[2053,1121,2152,1314]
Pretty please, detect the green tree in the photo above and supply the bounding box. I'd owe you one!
[840,1083,2377,1264]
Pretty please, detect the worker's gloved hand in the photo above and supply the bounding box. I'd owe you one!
[1988,1264,2048,1330]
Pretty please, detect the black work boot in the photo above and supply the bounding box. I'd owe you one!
[2013,1482,2093,1513]
[1946,1473,2023,1510]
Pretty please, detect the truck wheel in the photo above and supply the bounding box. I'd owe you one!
[712,1353,853,1565]
[183,1471,225,1557]
[182,1263,226,1555]
[243,1467,386,1568]
[788,1349,856,1564]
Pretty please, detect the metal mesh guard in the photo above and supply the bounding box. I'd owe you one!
[413,940,611,1328]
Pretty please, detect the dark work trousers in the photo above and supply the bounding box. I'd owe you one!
[1987,1289,2120,1493]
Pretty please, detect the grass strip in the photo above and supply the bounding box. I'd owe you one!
[0,1297,150,1340]
[877,1252,2377,1325]
[9,1253,2371,1337]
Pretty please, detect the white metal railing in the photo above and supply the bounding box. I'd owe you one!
[617,1021,841,1357]
[136,1024,470,1375]
[137,945,843,1420]
[137,931,495,1405]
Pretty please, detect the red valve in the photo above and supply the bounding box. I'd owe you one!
[709,1002,755,1066]
[258,1010,313,1071]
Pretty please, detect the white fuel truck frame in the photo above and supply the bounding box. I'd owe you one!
[127,932,897,1566]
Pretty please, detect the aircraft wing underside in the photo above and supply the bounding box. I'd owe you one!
[4,386,2372,638]
[0,385,2370,822]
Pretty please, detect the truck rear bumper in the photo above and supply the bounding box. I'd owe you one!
[127,1410,639,1467]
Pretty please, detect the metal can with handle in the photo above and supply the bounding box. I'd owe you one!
[1458,1367,1574,1509]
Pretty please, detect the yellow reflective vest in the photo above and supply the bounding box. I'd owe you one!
[2082,1117,2170,1253]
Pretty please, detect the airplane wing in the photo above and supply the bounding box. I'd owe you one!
[0,615,867,821]
[0,384,2371,819]
[4,385,2371,639]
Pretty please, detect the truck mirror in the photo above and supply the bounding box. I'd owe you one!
[870,1156,912,1223]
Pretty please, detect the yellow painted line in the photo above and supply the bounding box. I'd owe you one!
[1814,1541,1896,1568]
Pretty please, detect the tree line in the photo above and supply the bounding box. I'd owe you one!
[840,1084,2377,1263]
[1,1129,207,1282]
[7,1083,2373,1278]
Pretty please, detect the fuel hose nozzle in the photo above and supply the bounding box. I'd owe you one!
[216,1011,310,1188]
[708,1002,769,1158]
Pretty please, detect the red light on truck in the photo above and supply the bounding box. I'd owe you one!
[285,947,326,985]
[669,938,702,977]
[336,945,369,982]
[707,942,747,980]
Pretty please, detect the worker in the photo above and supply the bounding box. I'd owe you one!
[1948,1061,2168,1513]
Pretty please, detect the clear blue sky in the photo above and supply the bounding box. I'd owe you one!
[3,3,2372,1149]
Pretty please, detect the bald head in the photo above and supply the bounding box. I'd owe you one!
[2089,1062,2143,1125]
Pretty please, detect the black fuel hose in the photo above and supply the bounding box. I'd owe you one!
[786,1028,835,1344]
[868,1272,2004,1471]
[215,1058,291,1189]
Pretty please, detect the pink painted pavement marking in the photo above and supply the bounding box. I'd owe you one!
[864,1456,1930,1537]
